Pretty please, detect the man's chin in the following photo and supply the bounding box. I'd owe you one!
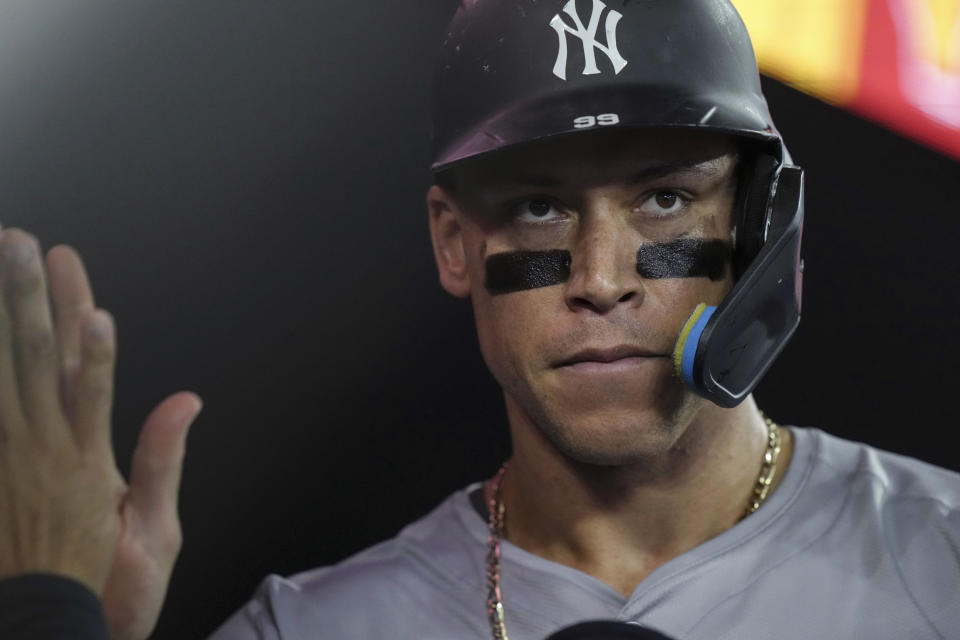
[540,371,690,428]
[534,408,689,466]
[503,368,701,463]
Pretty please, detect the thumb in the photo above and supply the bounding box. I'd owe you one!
[128,391,203,524]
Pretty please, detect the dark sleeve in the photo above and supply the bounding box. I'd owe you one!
[0,573,108,640]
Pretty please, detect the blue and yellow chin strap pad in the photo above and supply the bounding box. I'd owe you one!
[672,166,805,409]
[674,303,717,389]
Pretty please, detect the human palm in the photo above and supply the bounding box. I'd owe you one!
[0,227,201,640]
[103,487,182,640]
[101,392,194,640]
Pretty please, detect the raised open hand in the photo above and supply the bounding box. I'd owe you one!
[0,226,202,640]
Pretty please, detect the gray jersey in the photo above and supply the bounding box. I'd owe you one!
[210,428,960,639]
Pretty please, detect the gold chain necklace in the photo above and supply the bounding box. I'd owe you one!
[485,415,781,640]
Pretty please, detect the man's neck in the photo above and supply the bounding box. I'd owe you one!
[490,396,794,598]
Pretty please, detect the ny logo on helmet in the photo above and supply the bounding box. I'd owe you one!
[550,0,628,81]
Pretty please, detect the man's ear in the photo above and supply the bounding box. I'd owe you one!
[427,185,472,298]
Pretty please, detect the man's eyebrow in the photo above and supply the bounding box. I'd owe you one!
[629,159,726,182]
[492,172,564,188]
[486,158,728,189]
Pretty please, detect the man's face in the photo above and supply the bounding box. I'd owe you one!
[429,129,740,464]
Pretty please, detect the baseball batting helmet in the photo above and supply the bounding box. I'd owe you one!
[431,0,805,408]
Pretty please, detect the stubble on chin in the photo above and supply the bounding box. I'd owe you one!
[509,371,704,467]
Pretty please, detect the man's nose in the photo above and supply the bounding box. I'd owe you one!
[563,213,644,314]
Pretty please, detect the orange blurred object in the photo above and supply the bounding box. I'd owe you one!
[734,0,960,160]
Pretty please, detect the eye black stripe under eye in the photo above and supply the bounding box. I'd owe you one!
[485,250,571,295]
[636,239,731,281]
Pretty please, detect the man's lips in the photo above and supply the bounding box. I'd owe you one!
[554,345,669,369]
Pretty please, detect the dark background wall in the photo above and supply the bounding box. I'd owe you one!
[0,2,956,638]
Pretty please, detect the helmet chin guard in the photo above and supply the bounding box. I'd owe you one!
[674,165,804,408]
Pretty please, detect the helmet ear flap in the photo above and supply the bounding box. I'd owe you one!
[733,152,779,279]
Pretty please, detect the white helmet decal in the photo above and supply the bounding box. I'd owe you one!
[550,0,628,80]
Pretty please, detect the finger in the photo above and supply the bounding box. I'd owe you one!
[46,245,96,419]
[72,309,116,455]
[128,392,202,524]
[0,230,65,436]
[0,245,25,439]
